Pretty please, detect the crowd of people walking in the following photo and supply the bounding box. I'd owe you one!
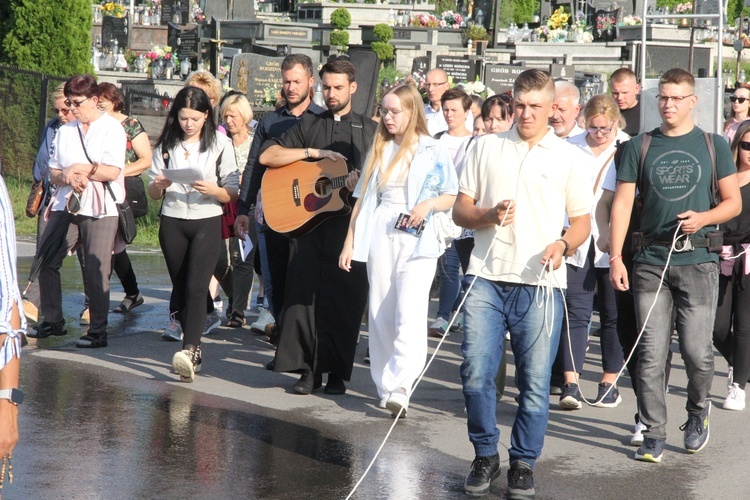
[3,56,750,499]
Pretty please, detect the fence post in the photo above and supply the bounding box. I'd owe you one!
[38,77,50,142]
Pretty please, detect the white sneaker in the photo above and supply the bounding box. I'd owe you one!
[386,390,409,418]
[631,420,647,446]
[172,346,202,383]
[724,383,746,411]
[250,308,275,333]
[162,313,183,341]
[203,310,221,335]
[428,317,450,338]
[727,366,734,392]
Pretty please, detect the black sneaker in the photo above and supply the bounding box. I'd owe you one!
[593,382,622,408]
[28,320,67,339]
[634,436,665,463]
[559,383,582,410]
[680,402,711,453]
[464,453,500,496]
[507,461,535,499]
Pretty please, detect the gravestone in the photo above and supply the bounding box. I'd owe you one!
[168,23,202,61]
[230,53,284,106]
[161,0,190,25]
[551,64,575,82]
[348,49,381,119]
[436,55,479,84]
[101,15,129,49]
[204,0,257,20]
[412,56,430,76]
[483,63,525,94]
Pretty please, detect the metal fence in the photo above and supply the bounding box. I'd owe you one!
[0,65,65,178]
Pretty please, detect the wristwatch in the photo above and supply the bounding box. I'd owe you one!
[0,388,23,405]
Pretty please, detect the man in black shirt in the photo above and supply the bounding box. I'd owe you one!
[235,54,325,338]
[259,58,377,395]
[611,68,641,136]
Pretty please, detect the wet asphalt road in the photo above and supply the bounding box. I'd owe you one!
[8,239,750,499]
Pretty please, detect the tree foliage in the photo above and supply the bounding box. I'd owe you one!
[371,41,395,62]
[513,0,537,24]
[329,30,350,49]
[373,24,394,43]
[330,8,352,30]
[1,0,93,76]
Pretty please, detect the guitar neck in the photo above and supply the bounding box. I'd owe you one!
[331,175,349,190]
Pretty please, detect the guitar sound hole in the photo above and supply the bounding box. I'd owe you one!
[314,178,333,197]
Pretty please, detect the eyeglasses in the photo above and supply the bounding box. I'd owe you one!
[67,192,82,214]
[377,106,403,118]
[656,94,693,104]
[731,96,748,104]
[97,102,111,111]
[53,107,72,115]
[740,141,750,151]
[64,97,90,108]
[424,82,448,88]
[587,122,615,136]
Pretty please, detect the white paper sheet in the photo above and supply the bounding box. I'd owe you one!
[238,233,254,261]
[162,168,203,185]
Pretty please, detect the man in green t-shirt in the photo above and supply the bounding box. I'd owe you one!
[609,68,741,463]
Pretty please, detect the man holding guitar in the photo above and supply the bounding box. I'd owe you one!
[258,58,378,395]
[235,54,325,343]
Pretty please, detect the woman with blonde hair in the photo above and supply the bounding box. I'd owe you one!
[339,83,458,416]
[554,93,628,411]
[185,71,223,108]
[724,87,750,143]
[216,92,257,327]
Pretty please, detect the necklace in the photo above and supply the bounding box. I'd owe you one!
[180,141,200,160]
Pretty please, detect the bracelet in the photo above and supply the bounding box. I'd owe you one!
[609,255,622,264]
[88,162,99,178]
[305,148,310,159]
[556,238,570,256]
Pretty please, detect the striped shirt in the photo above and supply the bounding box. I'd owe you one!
[0,175,23,369]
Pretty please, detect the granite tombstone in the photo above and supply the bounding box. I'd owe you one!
[230,53,284,106]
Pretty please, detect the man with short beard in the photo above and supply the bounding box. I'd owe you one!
[549,80,582,139]
[258,58,378,395]
[235,54,325,339]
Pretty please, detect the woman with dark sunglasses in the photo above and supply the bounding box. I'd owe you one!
[712,120,750,411]
[724,88,750,143]
[29,74,127,348]
[148,86,239,383]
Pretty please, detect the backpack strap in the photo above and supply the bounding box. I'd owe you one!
[703,131,719,207]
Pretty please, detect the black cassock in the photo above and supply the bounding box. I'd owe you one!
[261,110,377,380]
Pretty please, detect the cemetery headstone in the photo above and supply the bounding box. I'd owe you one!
[483,63,525,94]
[102,15,129,49]
[168,24,201,61]
[436,55,478,84]
[230,53,284,106]
[161,0,190,25]
[550,64,575,82]
[411,56,430,76]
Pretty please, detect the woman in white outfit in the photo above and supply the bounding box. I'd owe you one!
[339,83,458,417]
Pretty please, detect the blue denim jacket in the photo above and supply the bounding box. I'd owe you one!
[352,135,458,261]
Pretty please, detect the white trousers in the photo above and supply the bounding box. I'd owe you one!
[366,203,438,401]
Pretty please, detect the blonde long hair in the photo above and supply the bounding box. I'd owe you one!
[360,83,429,198]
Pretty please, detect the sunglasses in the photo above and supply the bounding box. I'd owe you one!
[64,97,90,108]
[740,141,750,151]
[53,107,72,115]
[67,192,82,214]
[731,96,748,104]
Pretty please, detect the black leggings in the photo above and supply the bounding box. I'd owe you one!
[159,215,221,348]
[713,272,750,389]
[112,249,140,297]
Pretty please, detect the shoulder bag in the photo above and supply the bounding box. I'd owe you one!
[77,125,137,244]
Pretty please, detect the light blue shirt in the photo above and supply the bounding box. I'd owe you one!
[352,135,458,262]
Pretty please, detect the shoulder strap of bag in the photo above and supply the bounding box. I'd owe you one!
[350,114,366,173]
[593,149,617,195]
[162,143,170,170]
[635,131,653,231]
[703,131,718,207]
[78,124,120,204]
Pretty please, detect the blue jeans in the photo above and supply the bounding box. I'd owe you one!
[461,277,563,467]
[437,245,462,319]
[632,262,717,441]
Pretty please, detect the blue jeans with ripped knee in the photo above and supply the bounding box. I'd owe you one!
[461,276,563,467]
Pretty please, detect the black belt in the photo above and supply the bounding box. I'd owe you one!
[644,238,710,250]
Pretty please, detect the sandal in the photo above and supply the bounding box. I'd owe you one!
[76,334,108,348]
[113,293,144,313]
[226,311,246,328]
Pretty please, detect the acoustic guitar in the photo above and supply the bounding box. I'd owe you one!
[261,157,352,237]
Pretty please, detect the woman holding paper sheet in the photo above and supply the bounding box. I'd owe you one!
[148,86,239,382]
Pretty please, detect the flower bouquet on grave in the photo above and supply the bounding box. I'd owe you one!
[456,78,495,98]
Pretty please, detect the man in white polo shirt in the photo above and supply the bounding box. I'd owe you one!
[454,69,591,499]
